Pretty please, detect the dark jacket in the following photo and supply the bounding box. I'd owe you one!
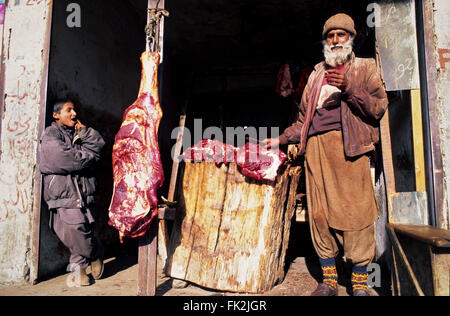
[279,54,388,157]
[40,122,105,209]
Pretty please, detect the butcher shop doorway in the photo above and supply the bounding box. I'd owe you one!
[38,0,151,280]
[162,0,378,260]
[37,0,381,282]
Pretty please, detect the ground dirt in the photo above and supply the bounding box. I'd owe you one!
[0,223,382,296]
[0,254,379,296]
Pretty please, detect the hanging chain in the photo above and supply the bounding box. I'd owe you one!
[145,0,169,52]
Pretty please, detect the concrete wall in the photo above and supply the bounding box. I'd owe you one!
[0,0,51,284]
[432,0,450,229]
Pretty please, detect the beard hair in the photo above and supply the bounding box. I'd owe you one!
[323,37,354,67]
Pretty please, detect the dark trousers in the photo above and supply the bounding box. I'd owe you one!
[51,207,100,270]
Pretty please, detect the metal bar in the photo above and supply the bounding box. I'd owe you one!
[415,0,445,227]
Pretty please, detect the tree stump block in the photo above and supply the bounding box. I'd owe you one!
[166,161,302,293]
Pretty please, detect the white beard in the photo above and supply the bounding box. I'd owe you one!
[323,38,354,67]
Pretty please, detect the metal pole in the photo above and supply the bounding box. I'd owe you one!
[414,0,436,227]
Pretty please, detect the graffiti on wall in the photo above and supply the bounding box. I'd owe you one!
[0,64,41,222]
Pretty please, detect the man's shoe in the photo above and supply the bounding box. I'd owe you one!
[353,289,370,296]
[90,258,104,280]
[311,283,338,296]
[67,267,90,287]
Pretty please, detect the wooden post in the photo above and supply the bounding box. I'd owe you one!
[138,220,158,296]
[137,0,166,296]
[158,113,186,262]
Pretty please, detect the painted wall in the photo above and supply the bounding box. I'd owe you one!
[0,0,51,284]
[432,0,450,229]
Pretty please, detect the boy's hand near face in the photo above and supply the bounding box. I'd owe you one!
[75,120,85,131]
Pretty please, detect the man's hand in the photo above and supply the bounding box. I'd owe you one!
[75,120,85,131]
[325,68,347,91]
[261,138,280,150]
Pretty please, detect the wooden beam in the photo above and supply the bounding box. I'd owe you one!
[411,89,426,192]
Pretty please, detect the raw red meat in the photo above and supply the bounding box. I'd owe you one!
[235,142,287,182]
[182,139,235,166]
[108,52,164,241]
[182,140,287,181]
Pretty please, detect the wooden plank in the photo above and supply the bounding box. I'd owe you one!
[390,223,450,248]
[410,89,426,192]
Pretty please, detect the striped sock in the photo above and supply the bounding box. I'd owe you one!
[352,265,369,292]
[319,258,338,290]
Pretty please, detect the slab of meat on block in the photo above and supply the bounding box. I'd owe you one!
[182,139,236,165]
[108,52,164,240]
[182,140,287,181]
[235,142,287,181]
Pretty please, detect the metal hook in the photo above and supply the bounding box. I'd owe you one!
[145,2,169,52]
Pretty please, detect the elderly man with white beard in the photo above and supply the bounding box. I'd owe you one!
[263,13,388,296]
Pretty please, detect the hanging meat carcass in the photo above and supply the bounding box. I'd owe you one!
[108,52,164,241]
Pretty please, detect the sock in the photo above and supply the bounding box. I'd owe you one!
[352,265,369,292]
[319,258,338,290]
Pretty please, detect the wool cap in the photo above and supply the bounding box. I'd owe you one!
[322,13,356,38]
